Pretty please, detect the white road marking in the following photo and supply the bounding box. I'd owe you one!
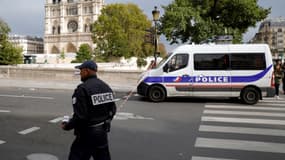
[199,125,285,137]
[49,117,64,123]
[261,99,285,103]
[195,137,285,153]
[202,116,285,126]
[50,112,154,122]
[26,153,58,160]
[19,127,40,135]
[192,156,238,160]
[134,94,140,97]
[204,110,285,117]
[114,112,154,120]
[205,104,285,111]
[258,103,285,107]
[0,110,10,113]
[0,94,54,100]
[0,140,5,144]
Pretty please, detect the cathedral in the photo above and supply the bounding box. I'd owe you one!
[44,0,104,54]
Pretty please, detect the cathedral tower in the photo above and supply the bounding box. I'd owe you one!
[44,0,104,54]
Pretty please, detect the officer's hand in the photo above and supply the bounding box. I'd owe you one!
[61,122,68,130]
[61,115,70,130]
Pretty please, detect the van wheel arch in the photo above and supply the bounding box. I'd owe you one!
[240,86,261,105]
[147,84,167,102]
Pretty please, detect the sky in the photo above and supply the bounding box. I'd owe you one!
[0,0,284,51]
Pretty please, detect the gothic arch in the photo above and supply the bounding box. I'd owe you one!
[51,46,60,54]
[67,43,77,53]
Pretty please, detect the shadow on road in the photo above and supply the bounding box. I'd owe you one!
[135,96,242,104]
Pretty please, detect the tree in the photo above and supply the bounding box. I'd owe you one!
[0,18,10,37]
[92,3,152,61]
[0,18,22,65]
[0,18,10,46]
[160,0,270,44]
[158,43,167,57]
[73,44,92,63]
[0,40,23,65]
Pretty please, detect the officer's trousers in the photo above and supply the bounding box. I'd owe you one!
[68,127,111,160]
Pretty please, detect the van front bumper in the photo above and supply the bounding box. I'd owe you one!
[137,82,149,96]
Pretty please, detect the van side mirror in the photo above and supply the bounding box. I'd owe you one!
[163,64,169,72]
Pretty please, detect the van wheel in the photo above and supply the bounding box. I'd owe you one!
[241,87,260,105]
[148,86,166,102]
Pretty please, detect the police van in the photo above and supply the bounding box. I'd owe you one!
[137,44,275,104]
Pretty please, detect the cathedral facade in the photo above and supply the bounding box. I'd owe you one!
[44,0,104,54]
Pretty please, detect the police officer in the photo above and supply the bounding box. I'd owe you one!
[61,60,116,160]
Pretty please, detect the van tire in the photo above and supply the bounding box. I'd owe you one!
[241,87,260,105]
[148,85,166,102]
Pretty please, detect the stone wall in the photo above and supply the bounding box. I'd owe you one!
[0,66,142,86]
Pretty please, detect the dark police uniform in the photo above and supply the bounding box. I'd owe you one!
[63,74,117,160]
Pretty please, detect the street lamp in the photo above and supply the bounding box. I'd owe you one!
[152,6,160,67]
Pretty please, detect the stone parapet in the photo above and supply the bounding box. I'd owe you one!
[0,66,142,87]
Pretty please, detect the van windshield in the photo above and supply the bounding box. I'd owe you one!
[156,53,172,68]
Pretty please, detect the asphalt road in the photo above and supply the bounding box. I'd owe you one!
[0,87,285,160]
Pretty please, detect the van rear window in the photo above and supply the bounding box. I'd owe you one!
[231,53,266,70]
[194,53,266,70]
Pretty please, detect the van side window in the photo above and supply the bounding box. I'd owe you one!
[168,54,189,72]
[194,54,229,70]
[231,53,266,70]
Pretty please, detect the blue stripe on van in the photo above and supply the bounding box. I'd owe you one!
[143,65,272,83]
[231,65,272,82]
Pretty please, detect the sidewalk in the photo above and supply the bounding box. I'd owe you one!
[0,78,136,93]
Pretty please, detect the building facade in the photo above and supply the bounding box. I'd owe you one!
[44,0,104,54]
[251,17,285,61]
[9,35,44,55]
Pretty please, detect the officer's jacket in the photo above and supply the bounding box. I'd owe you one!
[65,75,117,135]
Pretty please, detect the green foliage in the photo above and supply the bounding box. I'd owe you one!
[59,49,65,60]
[136,57,147,68]
[0,18,22,65]
[92,3,152,61]
[160,0,270,44]
[74,44,92,63]
[0,18,10,45]
[0,18,10,37]
[0,40,23,65]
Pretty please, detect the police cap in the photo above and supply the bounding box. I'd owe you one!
[75,60,97,71]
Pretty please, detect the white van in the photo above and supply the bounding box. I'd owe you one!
[137,44,275,104]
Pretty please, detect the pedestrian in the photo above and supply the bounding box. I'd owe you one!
[282,62,285,94]
[274,64,284,99]
[61,60,117,160]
